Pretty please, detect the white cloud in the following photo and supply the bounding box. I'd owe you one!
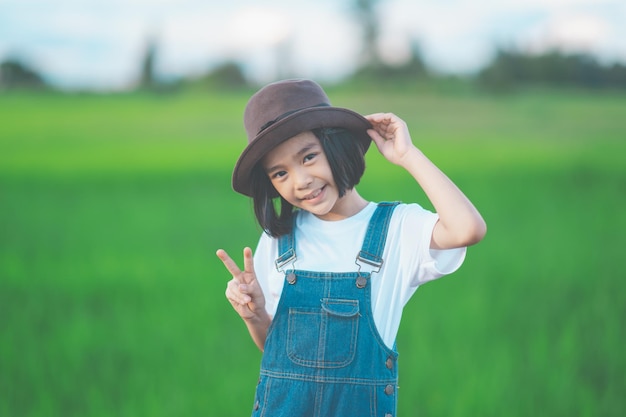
[521,13,610,52]
[287,7,361,81]
[382,0,516,72]
[156,12,230,77]
[381,0,626,72]
[226,7,292,49]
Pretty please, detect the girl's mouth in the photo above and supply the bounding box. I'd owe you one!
[302,186,325,201]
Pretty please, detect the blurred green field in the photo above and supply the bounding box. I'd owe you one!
[1,87,625,417]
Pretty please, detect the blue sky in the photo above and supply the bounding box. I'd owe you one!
[1,0,625,90]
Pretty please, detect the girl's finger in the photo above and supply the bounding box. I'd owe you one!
[367,129,387,150]
[364,112,385,122]
[216,249,242,277]
[225,280,251,305]
[243,247,255,274]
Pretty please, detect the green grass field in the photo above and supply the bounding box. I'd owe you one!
[1,87,625,416]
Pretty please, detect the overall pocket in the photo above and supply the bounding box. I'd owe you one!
[287,298,359,368]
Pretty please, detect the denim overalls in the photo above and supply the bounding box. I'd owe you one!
[252,202,400,417]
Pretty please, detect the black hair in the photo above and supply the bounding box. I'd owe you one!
[250,127,367,237]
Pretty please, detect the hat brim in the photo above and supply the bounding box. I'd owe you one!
[232,106,372,196]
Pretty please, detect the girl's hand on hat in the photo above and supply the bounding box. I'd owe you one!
[217,247,266,322]
[365,113,417,167]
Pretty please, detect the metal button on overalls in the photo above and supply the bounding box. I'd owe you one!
[356,275,367,288]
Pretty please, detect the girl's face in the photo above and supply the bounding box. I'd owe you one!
[262,131,354,221]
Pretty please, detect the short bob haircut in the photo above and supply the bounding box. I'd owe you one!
[249,127,367,237]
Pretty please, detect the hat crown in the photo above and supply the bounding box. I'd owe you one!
[244,79,331,144]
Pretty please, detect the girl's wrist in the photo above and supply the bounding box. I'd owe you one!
[397,145,424,170]
[244,308,271,326]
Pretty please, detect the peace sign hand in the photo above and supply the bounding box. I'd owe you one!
[217,247,266,321]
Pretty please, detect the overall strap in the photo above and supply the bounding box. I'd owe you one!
[275,215,297,272]
[356,201,400,273]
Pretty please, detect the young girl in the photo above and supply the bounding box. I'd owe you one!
[216,79,486,417]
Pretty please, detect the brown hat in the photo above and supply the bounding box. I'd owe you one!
[232,79,372,196]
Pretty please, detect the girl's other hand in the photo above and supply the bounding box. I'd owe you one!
[365,113,416,166]
[217,247,266,321]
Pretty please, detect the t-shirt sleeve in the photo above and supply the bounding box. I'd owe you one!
[399,204,467,287]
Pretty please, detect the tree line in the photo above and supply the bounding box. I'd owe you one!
[3,46,625,93]
[477,48,626,91]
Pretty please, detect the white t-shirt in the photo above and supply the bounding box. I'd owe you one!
[253,202,466,348]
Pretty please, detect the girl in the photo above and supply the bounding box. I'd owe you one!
[216,79,486,417]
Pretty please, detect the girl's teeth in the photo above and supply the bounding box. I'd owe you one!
[307,189,321,200]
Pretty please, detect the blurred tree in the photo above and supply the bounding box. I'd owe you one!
[186,61,249,91]
[478,48,626,91]
[352,0,383,71]
[353,39,431,84]
[607,62,626,87]
[476,49,520,91]
[349,1,433,85]
[0,59,48,91]
[139,37,158,90]
[206,62,248,88]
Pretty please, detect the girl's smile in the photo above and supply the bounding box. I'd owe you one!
[301,185,325,201]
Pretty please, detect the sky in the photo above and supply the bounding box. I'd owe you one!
[1,0,625,90]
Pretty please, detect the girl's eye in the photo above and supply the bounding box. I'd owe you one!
[304,153,317,162]
[271,170,287,179]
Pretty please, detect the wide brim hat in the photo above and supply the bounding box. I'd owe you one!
[232,79,372,196]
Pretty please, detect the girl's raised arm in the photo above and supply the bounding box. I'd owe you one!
[365,113,487,249]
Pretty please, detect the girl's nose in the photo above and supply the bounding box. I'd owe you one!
[294,168,313,189]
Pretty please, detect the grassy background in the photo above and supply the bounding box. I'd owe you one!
[1,87,625,416]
